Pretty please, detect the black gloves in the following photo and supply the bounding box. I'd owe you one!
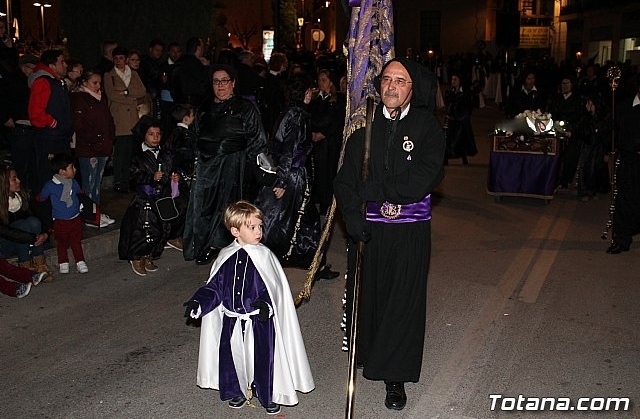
[343,212,371,243]
[251,300,271,322]
[358,181,384,202]
[183,300,201,327]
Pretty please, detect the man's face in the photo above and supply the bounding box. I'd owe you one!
[524,73,536,90]
[21,63,35,77]
[560,79,572,94]
[51,55,68,78]
[149,44,164,60]
[168,45,182,62]
[380,61,413,111]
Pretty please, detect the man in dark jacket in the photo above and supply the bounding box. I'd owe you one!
[0,54,38,192]
[548,76,584,189]
[28,49,73,193]
[139,38,165,119]
[607,77,640,254]
[171,37,210,109]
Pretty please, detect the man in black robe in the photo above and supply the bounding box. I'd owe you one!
[334,57,445,410]
[607,76,640,254]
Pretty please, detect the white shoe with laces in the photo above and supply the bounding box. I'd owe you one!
[85,220,110,228]
[59,262,70,274]
[16,282,31,298]
[100,213,116,225]
[76,261,89,274]
[32,272,48,286]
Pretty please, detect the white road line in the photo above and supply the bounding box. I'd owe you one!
[424,201,574,411]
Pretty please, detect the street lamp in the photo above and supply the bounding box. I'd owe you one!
[33,1,51,41]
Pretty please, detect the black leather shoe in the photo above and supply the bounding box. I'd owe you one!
[195,247,220,265]
[265,402,281,415]
[317,264,340,280]
[384,382,407,410]
[606,242,630,254]
[228,396,247,408]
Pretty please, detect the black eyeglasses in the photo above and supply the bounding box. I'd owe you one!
[213,78,232,86]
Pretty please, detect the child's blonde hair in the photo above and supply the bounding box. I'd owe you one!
[224,200,263,231]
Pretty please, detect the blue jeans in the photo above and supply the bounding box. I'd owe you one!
[79,156,108,204]
[0,217,44,262]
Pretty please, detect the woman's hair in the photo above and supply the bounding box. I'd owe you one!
[0,166,29,226]
[286,73,313,103]
[78,69,101,85]
[224,200,263,230]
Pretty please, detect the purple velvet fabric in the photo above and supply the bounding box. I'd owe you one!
[291,145,308,169]
[488,151,560,198]
[190,248,275,406]
[365,195,432,223]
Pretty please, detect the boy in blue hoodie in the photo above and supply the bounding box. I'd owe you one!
[39,153,88,274]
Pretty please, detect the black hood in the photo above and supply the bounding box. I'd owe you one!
[375,57,437,111]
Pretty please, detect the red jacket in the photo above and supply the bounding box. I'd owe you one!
[28,63,61,128]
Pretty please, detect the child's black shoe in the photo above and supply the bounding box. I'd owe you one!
[265,402,281,415]
[228,396,247,409]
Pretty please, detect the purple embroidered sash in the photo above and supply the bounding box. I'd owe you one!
[366,195,432,223]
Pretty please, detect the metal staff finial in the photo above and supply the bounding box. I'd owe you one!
[606,66,621,90]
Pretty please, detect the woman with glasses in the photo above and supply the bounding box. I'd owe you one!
[183,64,267,265]
[64,59,84,93]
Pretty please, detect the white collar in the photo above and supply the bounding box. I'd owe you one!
[177,122,189,129]
[142,143,160,153]
[383,103,411,120]
[633,94,640,107]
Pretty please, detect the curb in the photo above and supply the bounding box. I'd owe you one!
[43,229,120,266]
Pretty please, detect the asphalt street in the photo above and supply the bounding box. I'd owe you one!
[1,101,638,419]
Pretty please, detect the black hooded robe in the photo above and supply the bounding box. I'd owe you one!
[334,58,445,383]
[183,96,266,261]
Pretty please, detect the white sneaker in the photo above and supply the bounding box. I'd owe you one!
[16,282,31,298]
[32,272,48,286]
[76,261,89,274]
[100,213,116,225]
[85,220,110,228]
[59,262,70,274]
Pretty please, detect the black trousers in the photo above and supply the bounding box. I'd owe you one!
[612,151,640,247]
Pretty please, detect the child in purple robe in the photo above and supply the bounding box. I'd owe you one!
[184,200,314,415]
